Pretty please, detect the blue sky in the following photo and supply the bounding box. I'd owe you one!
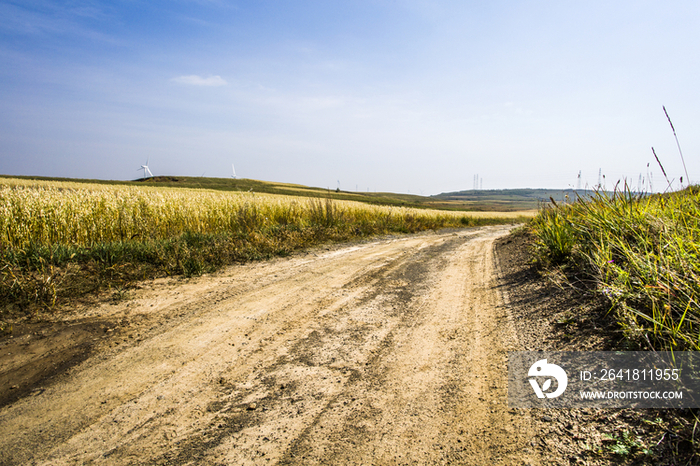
[1,1,699,194]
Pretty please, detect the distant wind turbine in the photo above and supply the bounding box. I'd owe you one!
[138,158,153,178]
[231,163,237,179]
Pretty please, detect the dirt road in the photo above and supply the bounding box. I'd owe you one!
[0,225,538,465]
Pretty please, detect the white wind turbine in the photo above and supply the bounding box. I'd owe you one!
[231,163,237,179]
[138,158,153,179]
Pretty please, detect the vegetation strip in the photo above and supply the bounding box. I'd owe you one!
[0,177,528,325]
[530,186,700,351]
[495,230,698,464]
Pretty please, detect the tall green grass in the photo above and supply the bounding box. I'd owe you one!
[531,186,700,350]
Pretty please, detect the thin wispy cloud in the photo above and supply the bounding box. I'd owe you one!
[171,75,227,86]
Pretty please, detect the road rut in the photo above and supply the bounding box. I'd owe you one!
[0,225,538,465]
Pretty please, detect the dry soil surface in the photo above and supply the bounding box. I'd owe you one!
[0,225,540,465]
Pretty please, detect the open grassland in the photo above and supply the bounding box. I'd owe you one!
[0,177,531,325]
[530,186,700,350]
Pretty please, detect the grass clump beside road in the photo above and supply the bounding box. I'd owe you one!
[530,185,700,350]
[0,178,527,325]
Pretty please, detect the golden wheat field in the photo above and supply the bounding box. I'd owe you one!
[0,177,533,250]
[0,177,535,313]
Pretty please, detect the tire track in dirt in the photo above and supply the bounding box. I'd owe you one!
[0,225,537,465]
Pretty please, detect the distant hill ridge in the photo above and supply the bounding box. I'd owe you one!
[431,188,580,210]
